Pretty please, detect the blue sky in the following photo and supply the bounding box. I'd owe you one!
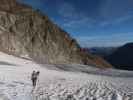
[18,0,133,47]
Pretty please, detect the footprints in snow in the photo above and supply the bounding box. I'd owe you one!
[35,79,133,100]
[0,80,32,100]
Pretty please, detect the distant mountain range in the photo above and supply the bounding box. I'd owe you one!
[89,47,118,57]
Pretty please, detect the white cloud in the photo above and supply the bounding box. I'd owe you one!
[57,2,96,29]
[99,15,133,27]
[57,1,133,29]
[58,2,76,18]
[76,32,133,47]
[63,17,94,29]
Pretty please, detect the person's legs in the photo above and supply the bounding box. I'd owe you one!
[33,78,37,87]
[32,79,34,87]
[31,79,35,93]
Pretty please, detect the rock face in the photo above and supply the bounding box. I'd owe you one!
[0,0,112,67]
[0,0,16,10]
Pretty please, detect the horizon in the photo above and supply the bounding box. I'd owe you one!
[18,0,133,47]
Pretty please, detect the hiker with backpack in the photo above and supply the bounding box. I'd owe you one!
[31,70,40,88]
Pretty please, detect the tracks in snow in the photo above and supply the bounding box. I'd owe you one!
[35,76,133,100]
[0,70,133,100]
[0,80,33,100]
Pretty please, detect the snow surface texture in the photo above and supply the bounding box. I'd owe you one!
[0,52,132,100]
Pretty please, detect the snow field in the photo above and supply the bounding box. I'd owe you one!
[0,52,132,100]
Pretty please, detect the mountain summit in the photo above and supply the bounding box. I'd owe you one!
[0,0,112,67]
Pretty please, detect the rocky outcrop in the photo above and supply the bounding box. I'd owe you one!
[0,0,112,67]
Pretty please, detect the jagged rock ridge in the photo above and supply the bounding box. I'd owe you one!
[0,0,112,67]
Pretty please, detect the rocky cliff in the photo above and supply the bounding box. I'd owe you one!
[0,0,112,67]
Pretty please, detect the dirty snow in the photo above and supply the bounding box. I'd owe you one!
[0,52,132,100]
